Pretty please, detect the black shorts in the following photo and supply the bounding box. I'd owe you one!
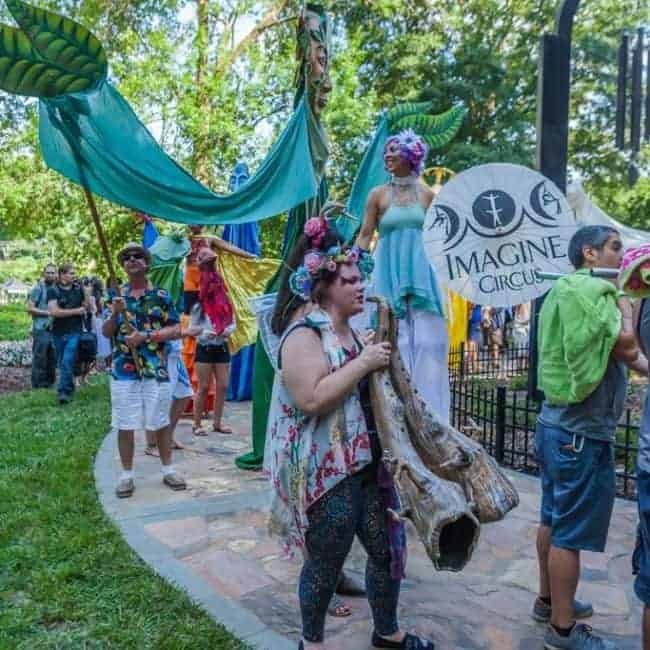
[195,343,230,364]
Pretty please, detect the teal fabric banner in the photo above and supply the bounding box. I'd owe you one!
[336,115,390,242]
[38,81,320,225]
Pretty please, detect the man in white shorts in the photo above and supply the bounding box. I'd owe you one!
[103,242,185,498]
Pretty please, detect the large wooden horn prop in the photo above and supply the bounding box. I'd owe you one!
[368,296,480,571]
[381,301,519,524]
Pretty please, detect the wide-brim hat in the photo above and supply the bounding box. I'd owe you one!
[196,247,217,266]
[118,241,151,265]
[619,245,650,297]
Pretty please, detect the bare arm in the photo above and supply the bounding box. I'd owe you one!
[210,236,255,259]
[281,327,390,416]
[48,298,85,319]
[628,299,649,375]
[27,299,49,318]
[356,188,381,250]
[612,297,644,368]
[102,297,125,337]
[152,323,182,342]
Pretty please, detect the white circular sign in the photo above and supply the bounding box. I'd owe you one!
[423,163,577,307]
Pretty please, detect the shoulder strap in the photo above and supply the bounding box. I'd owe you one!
[277,321,321,370]
[38,282,47,305]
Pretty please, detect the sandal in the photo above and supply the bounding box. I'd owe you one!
[371,631,435,649]
[327,593,351,617]
[172,440,185,450]
[144,444,160,458]
[192,425,209,437]
[212,423,233,434]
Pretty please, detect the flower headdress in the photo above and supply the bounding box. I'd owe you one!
[288,215,374,301]
[384,128,428,176]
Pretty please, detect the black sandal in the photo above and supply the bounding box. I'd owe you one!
[372,631,435,649]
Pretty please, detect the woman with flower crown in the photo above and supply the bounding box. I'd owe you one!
[357,129,450,425]
[265,217,435,650]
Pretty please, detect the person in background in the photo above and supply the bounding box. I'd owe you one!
[534,225,647,650]
[103,242,185,498]
[189,247,235,436]
[481,305,505,375]
[466,302,483,375]
[47,263,91,404]
[27,263,58,389]
[512,302,531,372]
[75,276,104,385]
[91,277,112,369]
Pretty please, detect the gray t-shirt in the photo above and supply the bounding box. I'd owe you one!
[29,281,52,332]
[539,357,627,443]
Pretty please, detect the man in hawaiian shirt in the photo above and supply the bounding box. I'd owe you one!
[103,242,185,498]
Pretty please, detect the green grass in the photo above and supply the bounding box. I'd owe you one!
[0,377,248,649]
[0,304,31,341]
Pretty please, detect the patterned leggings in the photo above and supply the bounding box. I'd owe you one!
[299,467,401,642]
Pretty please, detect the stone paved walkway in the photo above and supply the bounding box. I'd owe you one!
[95,401,643,650]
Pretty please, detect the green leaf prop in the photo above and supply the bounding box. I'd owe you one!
[386,100,435,127]
[394,105,467,149]
[0,0,106,98]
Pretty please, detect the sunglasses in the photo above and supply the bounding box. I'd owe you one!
[122,252,145,262]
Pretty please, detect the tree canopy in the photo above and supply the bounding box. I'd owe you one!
[0,0,647,277]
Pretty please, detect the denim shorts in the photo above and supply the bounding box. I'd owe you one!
[536,421,615,552]
[633,471,650,605]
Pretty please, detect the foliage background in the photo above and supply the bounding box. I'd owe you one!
[0,0,647,280]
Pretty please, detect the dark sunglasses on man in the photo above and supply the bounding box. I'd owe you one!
[122,252,145,262]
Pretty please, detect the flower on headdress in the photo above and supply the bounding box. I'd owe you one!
[304,216,328,248]
[385,128,428,176]
[289,266,312,301]
[400,128,417,145]
[304,251,324,274]
[287,244,375,300]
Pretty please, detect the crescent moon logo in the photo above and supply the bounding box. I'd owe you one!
[530,181,561,221]
[427,204,462,245]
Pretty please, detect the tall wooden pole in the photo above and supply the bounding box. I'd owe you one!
[82,186,119,288]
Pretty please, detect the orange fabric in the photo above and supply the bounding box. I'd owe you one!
[181,314,215,414]
[184,264,201,292]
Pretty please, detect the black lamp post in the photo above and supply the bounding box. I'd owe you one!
[528,0,581,398]
[536,0,581,193]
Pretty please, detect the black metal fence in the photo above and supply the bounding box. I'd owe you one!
[448,343,641,500]
[448,342,529,382]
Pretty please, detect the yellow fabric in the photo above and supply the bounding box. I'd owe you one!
[217,252,280,355]
[446,290,469,349]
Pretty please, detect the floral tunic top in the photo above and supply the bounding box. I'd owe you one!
[104,284,179,382]
[264,309,374,555]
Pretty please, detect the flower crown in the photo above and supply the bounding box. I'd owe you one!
[384,128,428,176]
[288,217,374,301]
